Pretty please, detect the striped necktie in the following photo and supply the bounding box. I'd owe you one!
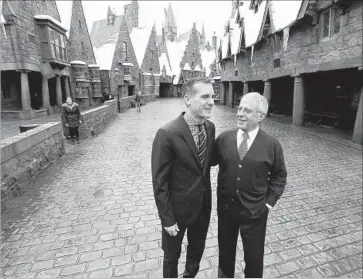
[197,124,207,166]
[238,132,249,161]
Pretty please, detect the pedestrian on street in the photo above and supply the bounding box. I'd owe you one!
[135,91,142,112]
[214,92,287,278]
[151,77,216,278]
[62,97,82,145]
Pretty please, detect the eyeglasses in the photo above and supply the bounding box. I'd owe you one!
[237,107,259,114]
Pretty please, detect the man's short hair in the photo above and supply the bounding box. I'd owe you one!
[181,77,212,98]
[242,92,269,115]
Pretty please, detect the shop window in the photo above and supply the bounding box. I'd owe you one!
[320,6,340,39]
[49,28,67,60]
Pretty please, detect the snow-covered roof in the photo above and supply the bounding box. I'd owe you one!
[159,53,172,76]
[153,73,162,76]
[122,62,134,66]
[173,68,182,85]
[230,21,242,56]
[213,76,221,80]
[56,1,73,37]
[183,63,192,71]
[221,34,229,59]
[194,65,202,72]
[130,25,153,68]
[143,72,153,75]
[34,15,67,31]
[90,15,123,47]
[0,0,6,25]
[166,40,187,76]
[93,43,116,70]
[201,49,216,77]
[270,1,303,32]
[241,0,267,47]
[70,60,86,65]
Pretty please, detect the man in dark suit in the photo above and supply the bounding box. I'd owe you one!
[215,92,287,278]
[152,77,216,278]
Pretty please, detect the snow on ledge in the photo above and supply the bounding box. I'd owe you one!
[122,62,134,66]
[70,60,87,65]
[142,73,153,76]
[34,15,68,31]
[153,73,161,76]
[88,64,100,68]
[213,76,221,80]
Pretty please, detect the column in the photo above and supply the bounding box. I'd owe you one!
[243,82,249,96]
[20,70,31,109]
[220,82,225,105]
[263,79,271,116]
[42,75,50,108]
[352,88,363,145]
[292,75,305,126]
[228,82,233,108]
[65,77,71,98]
[56,75,63,106]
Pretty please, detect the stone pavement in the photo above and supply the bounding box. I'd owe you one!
[1,98,362,278]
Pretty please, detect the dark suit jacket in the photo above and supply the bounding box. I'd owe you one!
[152,113,216,227]
[215,128,287,215]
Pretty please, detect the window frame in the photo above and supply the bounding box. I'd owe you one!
[121,42,128,61]
[320,6,341,40]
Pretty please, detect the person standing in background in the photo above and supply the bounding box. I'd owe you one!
[62,97,82,144]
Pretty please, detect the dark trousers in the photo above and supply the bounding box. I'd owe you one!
[218,197,268,278]
[162,196,211,278]
[69,127,79,139]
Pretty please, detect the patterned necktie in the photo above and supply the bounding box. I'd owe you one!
[238,132,249,161]
[197,124,207,166]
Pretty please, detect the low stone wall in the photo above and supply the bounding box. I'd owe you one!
[118,94,157,112]
[78,99,118,140]
[1,122,64,212]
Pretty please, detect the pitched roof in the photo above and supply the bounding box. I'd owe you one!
[239,0,267,47]
[159,53,172,76]
[166,40,187,76]
[93,42,117,70]
[90,15,123,47]
[200,48,216,77]
[221,33,229,59]
[0,0,6,24]
[269,1,303,32]
[130,25,153,68]
[183,63,191,71]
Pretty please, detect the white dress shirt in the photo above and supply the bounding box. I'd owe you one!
[237,126,259,150]
[236,126,272,210]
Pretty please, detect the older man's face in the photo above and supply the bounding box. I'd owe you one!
[237,97,264,132]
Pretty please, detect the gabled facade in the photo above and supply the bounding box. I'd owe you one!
[111,17,140,99]
[1,0,71,119]
[58,0,101,109]
[219,0,362,144]
[130,24,160,95]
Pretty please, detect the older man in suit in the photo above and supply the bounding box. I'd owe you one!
[215,92,287,278]
[152,77,216,278]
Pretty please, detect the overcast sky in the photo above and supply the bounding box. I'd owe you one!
[57,1,232,41]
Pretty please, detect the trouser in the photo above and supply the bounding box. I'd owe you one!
[69,127,79,140]
[162,196,211,278]
[218,197,268,278]
[136,101,141,111]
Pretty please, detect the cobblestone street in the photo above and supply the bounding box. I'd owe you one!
[1,98,362,278]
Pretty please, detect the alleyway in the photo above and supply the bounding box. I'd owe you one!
[1,98,362,278]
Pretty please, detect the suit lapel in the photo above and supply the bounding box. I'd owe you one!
[231,129,241,165]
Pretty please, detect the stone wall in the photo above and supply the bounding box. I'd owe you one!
[78,99,118,139]
[1,122,64,212]
[221,0,363,82]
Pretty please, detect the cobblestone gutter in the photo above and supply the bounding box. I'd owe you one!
[1,122,64,212]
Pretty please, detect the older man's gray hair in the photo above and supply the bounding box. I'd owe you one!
[242,92,269,115]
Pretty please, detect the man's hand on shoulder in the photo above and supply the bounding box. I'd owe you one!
[164,223,179,236]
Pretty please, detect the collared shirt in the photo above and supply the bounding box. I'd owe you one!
[183,112,206,148]
[237,126,259,150]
